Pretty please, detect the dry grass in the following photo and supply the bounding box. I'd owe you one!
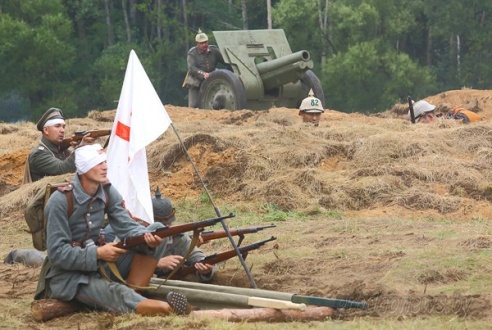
[1,90,492,328]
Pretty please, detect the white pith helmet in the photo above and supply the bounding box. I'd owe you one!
[195,28,208,42]
[409,100,436,121]
[299,89,324,113]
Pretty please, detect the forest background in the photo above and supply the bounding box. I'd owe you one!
[0,0,491,122]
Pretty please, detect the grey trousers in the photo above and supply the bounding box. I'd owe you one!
[188,86,200,108]
[74,222,168,313]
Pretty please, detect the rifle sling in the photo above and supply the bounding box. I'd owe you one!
[156,227,202,286]
[98,227,202,291]
[98,261,153,291]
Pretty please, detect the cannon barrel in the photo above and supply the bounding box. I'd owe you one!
[256,50,311,75]
[256,51,313,91]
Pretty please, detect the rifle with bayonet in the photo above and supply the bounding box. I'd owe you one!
[194,224,276,246]
[167,236,277,279]
[60,129,112,149]
[115,213,235,249]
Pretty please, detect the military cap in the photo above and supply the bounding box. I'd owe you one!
[36,107,65,131]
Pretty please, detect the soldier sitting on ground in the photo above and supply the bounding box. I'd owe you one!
[152,189,215,282]
[35,144,191,316]
[105,188,215,282]
[298,89,325,127]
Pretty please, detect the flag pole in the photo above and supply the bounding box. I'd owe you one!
[170,123,257,288]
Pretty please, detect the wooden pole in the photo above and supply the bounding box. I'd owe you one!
[190,306,335,322]
[31,299,333,323]
[150,278,368,309]
[31,299,83,322]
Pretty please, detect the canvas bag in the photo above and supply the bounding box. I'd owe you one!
[25,181,111,251]
[24,182,74,251]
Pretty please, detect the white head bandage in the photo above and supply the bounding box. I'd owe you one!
[75,144,107,175]
[43,118,66,128]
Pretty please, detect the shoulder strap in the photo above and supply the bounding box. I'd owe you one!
[64,184,110,219]
[39,141,56,158]
[103,184,110,212]
[65,190,75,218]
[23,155,33,184]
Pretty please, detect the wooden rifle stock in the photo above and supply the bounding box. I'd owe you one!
[171,236,277,278]
[115,213,235,249]
[60,129,112,149]
[199,224,276,245]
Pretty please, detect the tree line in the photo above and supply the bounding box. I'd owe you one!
[0,0,490,122]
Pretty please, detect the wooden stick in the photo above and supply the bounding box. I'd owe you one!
[31,299,332,323]
[247,297,306,311]
[190,306,335,322]
[31,299,83,322]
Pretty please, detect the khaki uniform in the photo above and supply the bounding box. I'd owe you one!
[28,137,75,182]
[184,45,225,108]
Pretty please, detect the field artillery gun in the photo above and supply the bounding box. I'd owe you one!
[198,29,325,110]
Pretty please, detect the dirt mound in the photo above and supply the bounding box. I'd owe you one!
[1,89,492,327]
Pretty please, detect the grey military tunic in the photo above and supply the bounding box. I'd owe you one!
[156,233,215,282]
[185,45,225,87]
[28,137,75,181]
[36,175,169,313]
[184,45,226,108]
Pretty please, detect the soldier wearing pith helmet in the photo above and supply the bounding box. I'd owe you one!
[408,100,437,124]
[299,89,325,127]
[183,28,226,108]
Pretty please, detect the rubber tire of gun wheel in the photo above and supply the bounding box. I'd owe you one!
[198,69,247,110]
[299,70,326,109]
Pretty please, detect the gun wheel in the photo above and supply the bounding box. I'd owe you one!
[199,70,247,110]
[300,70,326,109]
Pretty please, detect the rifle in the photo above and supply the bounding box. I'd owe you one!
[60,129,112,149]
[169,236,277,279]
[196,224,276,246]
[115,213,235,249]
[408,96,415,124]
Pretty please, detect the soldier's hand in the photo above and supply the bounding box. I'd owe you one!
[194,262,214,274]
[203,72,210,79]
[143,232,163,248]
[157,255,184,270]
[77,133,95,147]
[96,242,128,262]
[70,132,95,148]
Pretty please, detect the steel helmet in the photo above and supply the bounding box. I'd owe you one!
[152,187,176,225]
[299,89,324,113]
[409,100,436,121]
[195,28,208,42]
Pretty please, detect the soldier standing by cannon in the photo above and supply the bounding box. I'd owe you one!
[183,29,226,108]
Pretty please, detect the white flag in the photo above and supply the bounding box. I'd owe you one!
[107,50,172,224]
